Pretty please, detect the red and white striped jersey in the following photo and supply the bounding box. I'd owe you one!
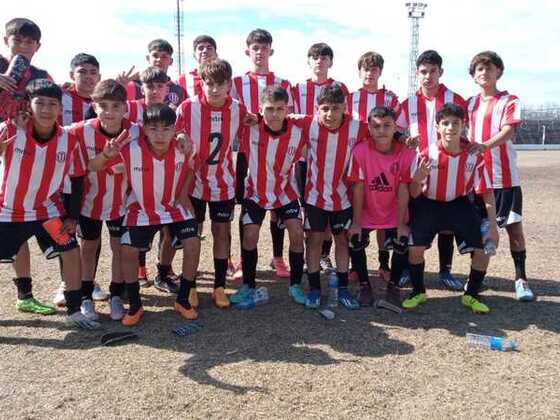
[125,99,146,124]
[396,84,466,152]
[177,69,202,99]
[73,118,141,220]
[467,91,521,189]
[347,87,401,123]
[404,139,492,202]
[292,79,349,115]
[120,137,193,226]
[176,95,246,201]
[240,118,307,209]
[302,115,368,210]
[232,71,294,113]
[59,85,93,126]
[0,121,83,222]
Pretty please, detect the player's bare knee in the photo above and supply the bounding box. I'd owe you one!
[472,249,489,271]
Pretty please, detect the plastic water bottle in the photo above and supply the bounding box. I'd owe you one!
[480,218,497,256]
[327,272,338,307]
[466,333,518,352]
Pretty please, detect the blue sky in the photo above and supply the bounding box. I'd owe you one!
[3,0,559,107]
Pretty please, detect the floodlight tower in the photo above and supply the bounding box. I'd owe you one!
[174,0,185,76]
[406,2,427,97]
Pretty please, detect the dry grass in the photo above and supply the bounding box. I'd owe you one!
[1,151,559,419]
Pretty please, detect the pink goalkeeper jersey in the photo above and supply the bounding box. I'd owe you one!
[347,141,415,229]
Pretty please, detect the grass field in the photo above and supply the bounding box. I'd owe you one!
[1,151,559,419]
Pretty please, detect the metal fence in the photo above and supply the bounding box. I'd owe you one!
[516,107,560,145]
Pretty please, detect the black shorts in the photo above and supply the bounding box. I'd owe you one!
[409,196,483,252]
[121,220,198,252]
[0,220,78,263]
[240,199,301,227]
[495,186,523,228]
[190,196,235,223]
[303,204,352,235]
[78,215,124,240]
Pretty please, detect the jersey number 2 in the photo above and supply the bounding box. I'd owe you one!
[206,132,223,165]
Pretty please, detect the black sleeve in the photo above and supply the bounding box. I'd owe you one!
[67,176,84,219]
[236,151,248,203]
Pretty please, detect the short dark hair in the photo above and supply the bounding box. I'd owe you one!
[307,43,333,60]
[5,18,41,41]
[26,79,62,102]
[436,103,465,123]
[91,79,127,103]
[368,106,396,123]
[70,53,99,71]
[469,50,504,77]
[140,66,170,84]
[260,86,289,105]
[416,49,443,69]
[317,83,346,105]
[200,59,232,84]
[143,103,176,126]
[193,34,217,51]
[358,51,384,71]
[246,29,272,46]
[148,39,173,55]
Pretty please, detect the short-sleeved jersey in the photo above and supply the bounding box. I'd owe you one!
[347,87,401,123]
[396,84,466,152]
[177,69,202,99]
[176,95,246,202]
[232,71,294,113]
[120,136,192,226]
[125,99,146,124]
[467,91,521,189]
[126,80,187,108]
[59,85,93,126]
[302,115,369,211]
[0,120,83,222]
[292,79,349,116]
[73,118,141,220]
[240,118,307,209]
[347,141,415,229]
[403,139,492,202]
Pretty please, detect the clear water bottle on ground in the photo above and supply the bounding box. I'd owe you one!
[480,218,497,256]
[466,333,518,351]
[327,272,338,308]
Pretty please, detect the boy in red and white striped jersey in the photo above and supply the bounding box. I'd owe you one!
[396,50,467,291]
[467,51,533,301]
[400,103,498,313]
[177,35,217,99]
[231,86,306,308]
[126,67,170,124]
[176,59,247,309]
[232,28,294,279]
[91,104,199,326]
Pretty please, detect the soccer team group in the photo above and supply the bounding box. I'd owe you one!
[0,18,534,330]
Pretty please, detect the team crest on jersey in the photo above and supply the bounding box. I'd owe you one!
[390,162,400,175]
[167,92,180,105]
[56,151,67,163]
[466,161,476,172]
[175,162,183,172]
[287,146,297,156]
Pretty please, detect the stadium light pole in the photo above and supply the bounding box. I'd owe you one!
[175,0,185,76]
[406,2,427,97]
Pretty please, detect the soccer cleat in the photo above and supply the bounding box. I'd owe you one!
[338,288,360,310]
[174,302,198,320]
[122,307,145,326]
[230,284,252,305]
[289,284,306,305]
[398,269,411,288]
[110,296,125,321]
[80,299,99,321]
[305,289,321,309]
[154,275,179,294]
[402,292,427,309]
[438,270,464,291]
[16,297,57,315]
[515,279,535,302]
[320,255,334,272]
[188,288,199,309]
[212,287,230,309]
[137,265,152,288]
[227,258,236,277]
[234,288,256,310]
[378,267,390,282]
[270,257,290,278]
[92,282,109,301]
[358,283,374,306]
[348,270,359,283]
[232,263,243,281]
[65,311,101,329]
[53,282,66,307]
[462,295,490,314]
